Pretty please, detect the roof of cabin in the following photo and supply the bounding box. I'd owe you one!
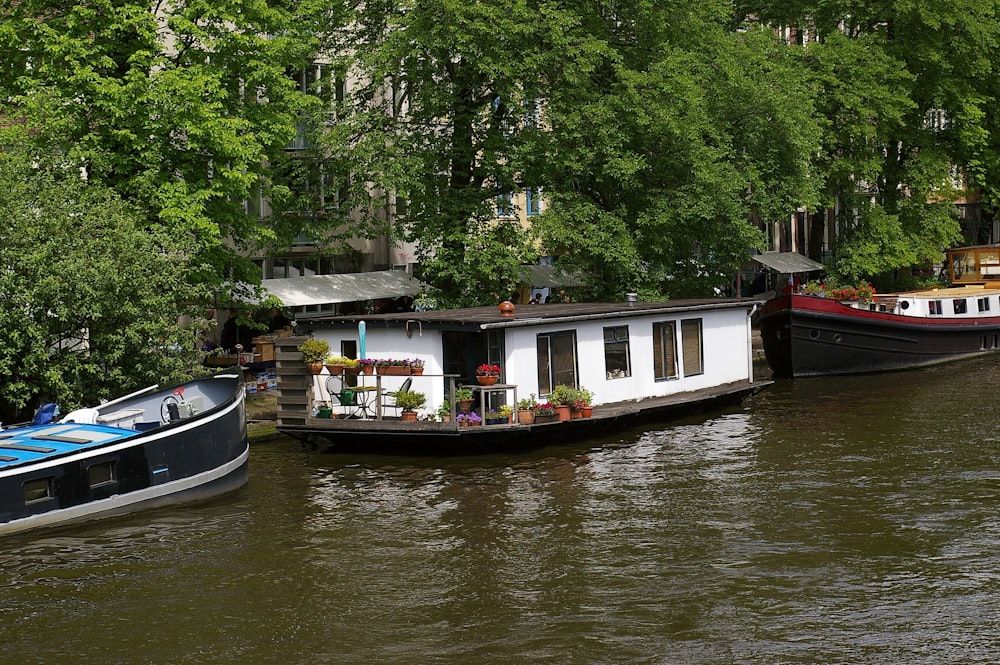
[300,297,764,332]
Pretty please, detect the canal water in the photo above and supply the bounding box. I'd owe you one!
[3,358,1000,664]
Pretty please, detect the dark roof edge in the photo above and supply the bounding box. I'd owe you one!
[478,299,763,329]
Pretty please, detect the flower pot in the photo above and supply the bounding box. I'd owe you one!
[307,361,324,375]
[401,411,418,422]
[571,409,583,420]
[412,366,424,375]
[324,364,345,376]
[517,409,535,425]
[476,375,498,386]
[534,413,558,424]
[581,406,593,418]
[458,399,475,414]
[378,365,411,375]
[361,365,374,375]
[344,366,360,375]
[555,405,571,422]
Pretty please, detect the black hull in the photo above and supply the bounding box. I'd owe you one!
[280,381,763,456]
[760,297,1000,378]
[0,371,249,536]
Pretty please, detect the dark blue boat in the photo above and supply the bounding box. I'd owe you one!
[0,369,248,536]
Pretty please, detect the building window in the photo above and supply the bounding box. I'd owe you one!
[536,331,577,396]
[653,321,678,380]
[953,299,968,315]
[680,318,703,376]
[526,187,541,215]
[928,300,942,315]
[603,326,630,379]
[978,297,991,313]
[497,192,514,217]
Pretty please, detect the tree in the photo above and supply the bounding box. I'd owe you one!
[0,123,211,424]
[530,1,823,298]
[318,0,545,306]
[735,1,999,281]
[0,0,321,294]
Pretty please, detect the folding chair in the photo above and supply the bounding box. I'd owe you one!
[380,377,412,419]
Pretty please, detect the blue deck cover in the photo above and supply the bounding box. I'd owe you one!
[0,424,138,469]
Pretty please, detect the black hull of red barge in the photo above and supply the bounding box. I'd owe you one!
[760,295,1000,378]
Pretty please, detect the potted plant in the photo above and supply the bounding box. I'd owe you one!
[517,396,537,425]
[437,399,452,422]
[457,412,482,427]
[475,363,501,385]
[571,387,594,419]
[409,358,425,375]
[455,387,475,413]
[358,358,377,375]
[377,358,411,375]
[533,401,558,423]
[497,404,514,424]
[393,389,426,422]
[485,408,502,425]
[298,338,330,375]
[323,355,352,375]
[550,385,576,421]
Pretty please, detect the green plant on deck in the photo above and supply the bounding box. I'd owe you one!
[393,389,427,412]
[298,338,330,363]
[550,384,577,406]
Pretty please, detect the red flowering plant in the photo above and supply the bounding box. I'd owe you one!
[476,363,501,377]
[533,401,556,416]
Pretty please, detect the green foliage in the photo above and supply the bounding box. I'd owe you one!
[393,389,427,412]
[0,0,321,297]
[298,338,331,363]
[0,124,211,423]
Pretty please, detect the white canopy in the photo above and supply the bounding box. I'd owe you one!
[751,252,825,274]
[262,271,428,307]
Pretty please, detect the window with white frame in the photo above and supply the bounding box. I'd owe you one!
[603,325,630,379]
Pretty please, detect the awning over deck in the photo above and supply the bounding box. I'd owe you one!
[751,252,825,274]
[262,271,428,307]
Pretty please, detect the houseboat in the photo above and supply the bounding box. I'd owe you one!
[760,245,1000,378]
[275,296,767,454]
[0,369,249,537]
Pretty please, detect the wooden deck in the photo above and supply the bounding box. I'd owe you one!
[277,379,769,456]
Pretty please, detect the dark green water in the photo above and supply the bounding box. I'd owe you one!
[4,358,1000,664]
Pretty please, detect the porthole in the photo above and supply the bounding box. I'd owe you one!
[900,301,910,310]
[808,329,820,340]
[833,333,842,343]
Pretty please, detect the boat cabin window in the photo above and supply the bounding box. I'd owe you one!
[603,326,631,379]
[978,297,991,313]
[953,299,968,315]
[928,300,943,316]
[652,321,678,380]
[680,319,704,376]
[536,331,578,396]
[23,477,53,504]
[88,461,116,488]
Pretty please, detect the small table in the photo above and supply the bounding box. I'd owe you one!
[467,383,519,423]
[352,386,382,419]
